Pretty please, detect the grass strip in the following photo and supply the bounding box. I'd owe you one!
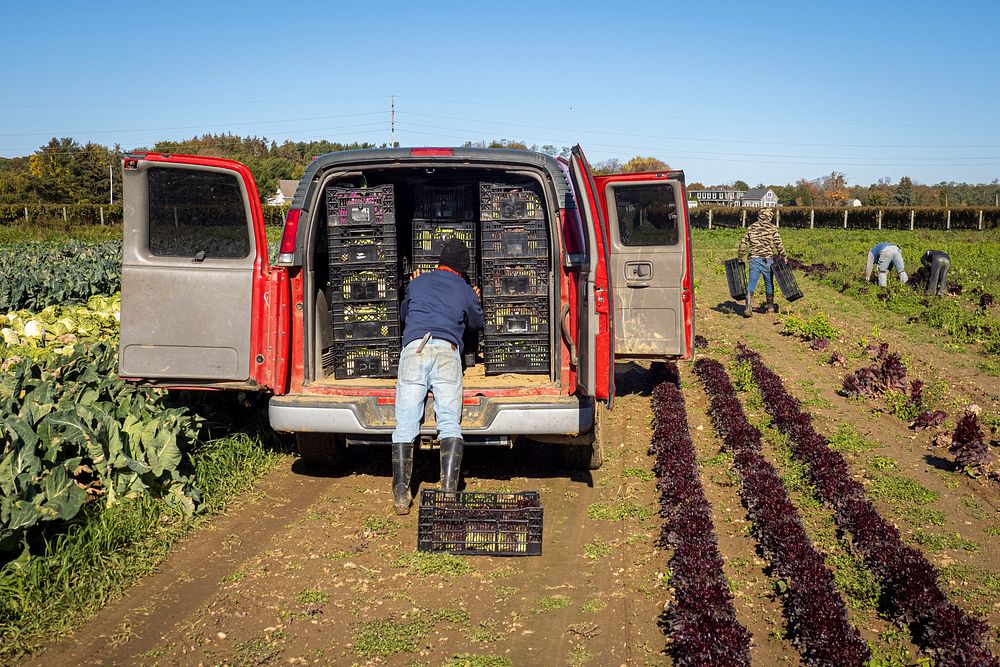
[0,431,286,658]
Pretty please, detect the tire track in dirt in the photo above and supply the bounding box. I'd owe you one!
[31,384,672,666]
[29,460,338,666]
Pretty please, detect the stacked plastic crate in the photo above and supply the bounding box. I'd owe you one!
[411,185,480,365]
[327,185,401,379]
[479,183,550,375]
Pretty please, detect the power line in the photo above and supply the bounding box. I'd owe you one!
[397,110,1000,150]
[396,95,1000,129]
[0,111,387,138]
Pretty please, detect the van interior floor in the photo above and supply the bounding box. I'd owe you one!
[309,364,554,390]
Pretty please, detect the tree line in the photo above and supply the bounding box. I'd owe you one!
[2,136,998,208]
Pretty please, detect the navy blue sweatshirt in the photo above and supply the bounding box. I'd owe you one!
[400,269,484,353]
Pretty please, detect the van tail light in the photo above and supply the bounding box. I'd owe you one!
[410,148,453,157]
[278,208,301,262]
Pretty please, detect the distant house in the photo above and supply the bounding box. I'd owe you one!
[267,179,299,206]
[739,187,778,208]
[689,189,745,207]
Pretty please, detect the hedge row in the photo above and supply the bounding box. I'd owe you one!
[690,206,1000,231]
[0,204,289,227]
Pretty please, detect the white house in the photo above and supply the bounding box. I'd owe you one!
[267,179,299,206]
[739,187,779,208]
[688,189,745,206]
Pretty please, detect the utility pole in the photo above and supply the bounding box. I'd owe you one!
[109,164,114,204]
[391,95,395,148]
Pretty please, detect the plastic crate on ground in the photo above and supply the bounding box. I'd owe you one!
[417,489,543,556]
[329,264,399,304]
[333,340,400,379]
[326,184,395,226]
[724,258,747,300]
[484,335,549,375]
[331,302,400,341]
[414,185,476,221]
[480,219,548,259]
[328,224,398,264]
[481,258,549,297]
[480,183,544,221]
[483,297,549,336]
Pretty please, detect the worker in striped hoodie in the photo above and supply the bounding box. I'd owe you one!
[737,208,786,317]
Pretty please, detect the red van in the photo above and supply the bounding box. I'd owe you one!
[118,146,694,468]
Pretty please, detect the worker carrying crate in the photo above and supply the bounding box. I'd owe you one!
[736,208,789,317]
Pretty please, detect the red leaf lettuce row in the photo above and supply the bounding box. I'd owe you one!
[737,345,997,666]
[650,375,751,666]
[693,358,870,666]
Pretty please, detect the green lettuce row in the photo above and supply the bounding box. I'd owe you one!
[0,342,202,553]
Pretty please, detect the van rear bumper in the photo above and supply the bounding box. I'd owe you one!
[267,394,593,436]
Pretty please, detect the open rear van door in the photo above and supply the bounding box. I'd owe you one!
[119,153,289,391]
[568,146,615,406]
[595,171,694,360]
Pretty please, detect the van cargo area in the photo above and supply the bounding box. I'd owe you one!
[302,166,559,392]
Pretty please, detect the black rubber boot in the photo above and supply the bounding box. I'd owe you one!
[391,440,415,515]
[743,294,753,318]
[766,293,777,314]
[439,437,464,492]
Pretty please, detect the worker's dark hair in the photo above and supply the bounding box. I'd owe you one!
[438,238,471,274]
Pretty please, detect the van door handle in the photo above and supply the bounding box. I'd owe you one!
[625,261,652,280]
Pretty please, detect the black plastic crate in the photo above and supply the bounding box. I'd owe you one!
[333,340,401,379]
[484,335,549,375]
[772,256,804,301]
[412,219,477,258]
[481,259,549,297]
[483,297,549,336]
[326,185,395,226]
[332,302,400,341]
[417,489,543,556]
[724,258,747,300]
[328,224,398,264]
[480,183,544,221]
[480,219,548,259]
[329,264,399,304]
[414,185,476,221]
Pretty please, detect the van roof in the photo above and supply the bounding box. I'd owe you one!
[294,147,574,211]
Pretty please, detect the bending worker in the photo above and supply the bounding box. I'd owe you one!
[921,250,951,296]
[390,239,484,514]
[737,208,786,317]
[865,241,908,287]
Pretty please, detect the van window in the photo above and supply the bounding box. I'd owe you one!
[147,167,250,259]
[613,183,678,246]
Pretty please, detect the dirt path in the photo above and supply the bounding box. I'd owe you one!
[32,373,673,667]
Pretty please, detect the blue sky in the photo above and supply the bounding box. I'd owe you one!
[2,0,999,187]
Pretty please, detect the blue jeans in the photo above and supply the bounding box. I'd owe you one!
[748,257,774,295]
[876,246,908,287]
[392,338,464,443]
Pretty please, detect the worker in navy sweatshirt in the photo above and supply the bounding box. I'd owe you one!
[390,238,484,514]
